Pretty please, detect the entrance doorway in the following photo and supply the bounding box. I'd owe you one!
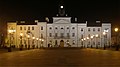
[60,40,64,47]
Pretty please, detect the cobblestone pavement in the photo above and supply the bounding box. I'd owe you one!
[0,48,120,67]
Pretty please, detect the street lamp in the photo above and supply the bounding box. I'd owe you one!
[20,33,23,50]
[114,28,119,51]
[32,37,35,49]
[41,39,44,48]
[103,32,106,50]
[8,29,16,52]
[36,38,39,48]
[91,35,94,48]
[87,37,89,48]
[39,39,42,48]
[95,34,98,49]
[27,35,30,49]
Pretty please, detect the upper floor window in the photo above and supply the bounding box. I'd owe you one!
[41,26,43,30]
[67,27,69,29]
[98,28,100,32]
[49,27,52,30]
[20,27,22,30]
[32,27,34,30]
[49,33,52,37]
[41,34,43,38]
[81,28,83,31]
[72,27,75,29]
[61,27,63,29]
[24,27,26,30]
[67,33,70,37]
[55,33,58,37]
[72,33,75,37]
[61,33,64,37]
[88,28,90,32]
[55,27,58,29]
[28,27,30,30]
[93,28,95,31]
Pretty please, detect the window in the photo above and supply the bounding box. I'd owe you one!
[61,27,63,29]
[20,27,22,30]
[28,27,30,30]
[88,34,90,38]
[67,33,70,37]
[88,28,90,32]
[49,33,52,37]
[41,34,43,38]
[55,33,58,37]
[41,26,43,30]
[81,34,83,39]
[61,33,64,37]
[32,27,34,30]
[49,27,52,30]
[67,27,69,29]
[55,27,58,29]
[81,28,83,31]
[72,27,75,29]
[93,28,95,31]
[72,33,75,37]
[24,27,26,30]
[73,40,75,45]
[98,28,100,32]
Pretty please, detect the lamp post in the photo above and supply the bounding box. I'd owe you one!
[84,38,86,48]
[8,29,16,52]
[91,35,94,48]
[36,38,39,48]
[114,28,119,51]
[41,39,44,48]
[39,39,42,48]
[32,37,35,49]
[96,34,98,49]
[27,35,30,50]
[103,32,106,50]
[20,33,23,50]
[87,37,89,48]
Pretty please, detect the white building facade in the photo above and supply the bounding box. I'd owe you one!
[6,4,111,48]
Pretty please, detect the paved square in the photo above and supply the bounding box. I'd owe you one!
[0,48,120,67]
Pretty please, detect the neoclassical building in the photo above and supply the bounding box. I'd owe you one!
[7,3,111,48]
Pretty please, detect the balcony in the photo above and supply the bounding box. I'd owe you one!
[54,36,70,39]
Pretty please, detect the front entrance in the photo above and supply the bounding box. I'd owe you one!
[60,40,64,47]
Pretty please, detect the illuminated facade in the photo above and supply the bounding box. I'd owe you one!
[7,4,111,48]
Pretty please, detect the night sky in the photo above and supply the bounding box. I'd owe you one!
[0,0,119,34]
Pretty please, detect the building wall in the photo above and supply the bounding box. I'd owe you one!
[6,18,111,48]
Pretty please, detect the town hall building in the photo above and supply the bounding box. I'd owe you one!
[7,2,111,48]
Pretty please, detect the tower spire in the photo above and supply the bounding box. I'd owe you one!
[58,0,65,16]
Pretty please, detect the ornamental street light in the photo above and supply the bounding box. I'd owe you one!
[32,37,35,49]
[20,33,23,50]
[114,28,119,51]
[27,35,30,49]
[103,32,106,50]
[95,34,99,49]
[8,29,16,52]
[36,38,39,48]
[91,35,94,48]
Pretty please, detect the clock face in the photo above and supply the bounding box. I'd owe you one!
[60,6,63,9]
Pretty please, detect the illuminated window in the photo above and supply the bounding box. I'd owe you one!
[28,27,30,30]
[32,27,34,30]
[20,27,22,30]
[41,26,43,30]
